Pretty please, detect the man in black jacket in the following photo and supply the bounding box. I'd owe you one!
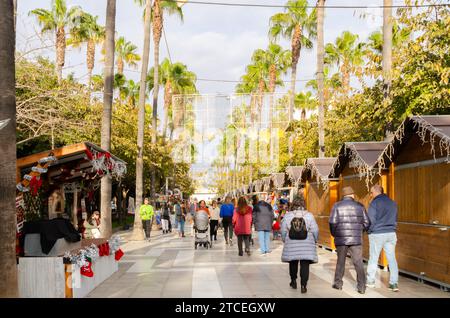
[329,186,370,294]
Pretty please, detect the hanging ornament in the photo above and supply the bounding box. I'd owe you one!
[115,249,124,261]
[80,257,94,278]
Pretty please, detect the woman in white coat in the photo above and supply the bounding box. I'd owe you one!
[281,196,319,293]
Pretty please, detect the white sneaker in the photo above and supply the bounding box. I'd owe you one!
[366,282,376,288]
[259,252,267,256]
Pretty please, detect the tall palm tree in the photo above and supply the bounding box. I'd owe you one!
[68,12,105,94]
[295,91,317,120]
[306,66,341,104]
[114,36,140,75]
[149,58,197,138]
[324,31,368,92]
[316,0,325,157]
[99,0,116,239]
[269,0,317,121]
[264,43,291,125]
[151,0,183,196]
[29,0,83,82]
[132,0,152,241]
[120,79,140,107]
[0,0,18,298]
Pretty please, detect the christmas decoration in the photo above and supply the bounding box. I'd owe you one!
[115,249,124,261]
[80,258,94,277]
[84,147,127,180]
[17,153,56,195]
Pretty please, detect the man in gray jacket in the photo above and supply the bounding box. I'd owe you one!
[329,186,370,294]
[252,195,274,255]
[366,185,399,292]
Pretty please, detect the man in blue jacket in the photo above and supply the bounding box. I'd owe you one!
[366,185,399,292]
[220,196,235,245]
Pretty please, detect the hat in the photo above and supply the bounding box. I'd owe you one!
[341,186,355,197]
[279,199,288,205]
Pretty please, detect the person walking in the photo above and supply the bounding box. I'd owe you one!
[252,194,274,255]
[189,199,198,236]
[233,197,253,256]
[281,196,319,293]
[161,202,170,234]
[210,200,220,241]
[174,200,182,236]
[329,186,370,294]
[178,201,187,238]
[139,198,155,241]
[366,185,399,292]
[220,196,235,245]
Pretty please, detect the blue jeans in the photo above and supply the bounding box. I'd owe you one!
[258,231,271,253]
[367,232,399,285]
[178,219,185,234]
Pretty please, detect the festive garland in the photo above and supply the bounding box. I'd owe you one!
[17,154,57,195]
[63,235,124,278]
[84,147,127,180]
[286,166,304,188]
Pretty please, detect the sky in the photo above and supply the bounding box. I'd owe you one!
[16,0,392,94]
[16,0,396,192]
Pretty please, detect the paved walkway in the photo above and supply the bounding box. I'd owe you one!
[87,226,449,298]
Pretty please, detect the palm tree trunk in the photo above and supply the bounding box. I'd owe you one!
[383,0,393,135]
[151,0,162,197]
[163,80,171,138]
[99,0,116,239]
[0,0,18,298]
[317,0,325,157]
[87,39,96,97]
[56,27,66,82]
[132,0,152,241]
[290,24,302,122]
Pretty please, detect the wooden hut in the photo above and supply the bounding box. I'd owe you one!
[303,158,338,251]
[375,115,450,287]
[330,141,391,267]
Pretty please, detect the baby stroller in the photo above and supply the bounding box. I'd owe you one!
[194,211,212,249]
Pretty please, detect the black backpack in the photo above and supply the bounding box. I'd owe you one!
[289,213,308,240]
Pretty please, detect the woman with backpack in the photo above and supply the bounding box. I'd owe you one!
[281,196,319,293]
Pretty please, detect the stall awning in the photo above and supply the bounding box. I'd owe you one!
[17,142,127,184]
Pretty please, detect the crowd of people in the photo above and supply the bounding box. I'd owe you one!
[136,185,399,295]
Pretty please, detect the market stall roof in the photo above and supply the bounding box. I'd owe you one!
[285,166,305,186]
[376,115,450,170]
[330,141,390,179]
[16,142,127,183]
[304,158,337,181]
[271,172,286,189]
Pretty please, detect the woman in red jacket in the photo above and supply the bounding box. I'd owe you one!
[233,196,253,256]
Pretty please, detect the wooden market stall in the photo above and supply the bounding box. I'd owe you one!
[16,142,127,298]
[302,158,338,251]
[375,115,450,287]
[330,141,391,267]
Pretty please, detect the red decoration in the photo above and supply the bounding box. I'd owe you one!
[115,249,124,261]
[84,148,94,160]
[29,176,43,196]
[80,260,94,277]
[98,242,111,257]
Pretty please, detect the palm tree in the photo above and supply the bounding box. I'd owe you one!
[149,58,197,137]
[295,91,317,120]
[306,67,341,104]
[120,79,140,107]
[0,0,18,298]
[68,12,105,94]
[99,0,116,239]
[324,31,368,92]
[29,0,83,82]
[269,0,316,121]
[151,0,183,196]
[132,0,152,241]
[264,43,291,125]
[115,36,140,75]
[316,0,325,157]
